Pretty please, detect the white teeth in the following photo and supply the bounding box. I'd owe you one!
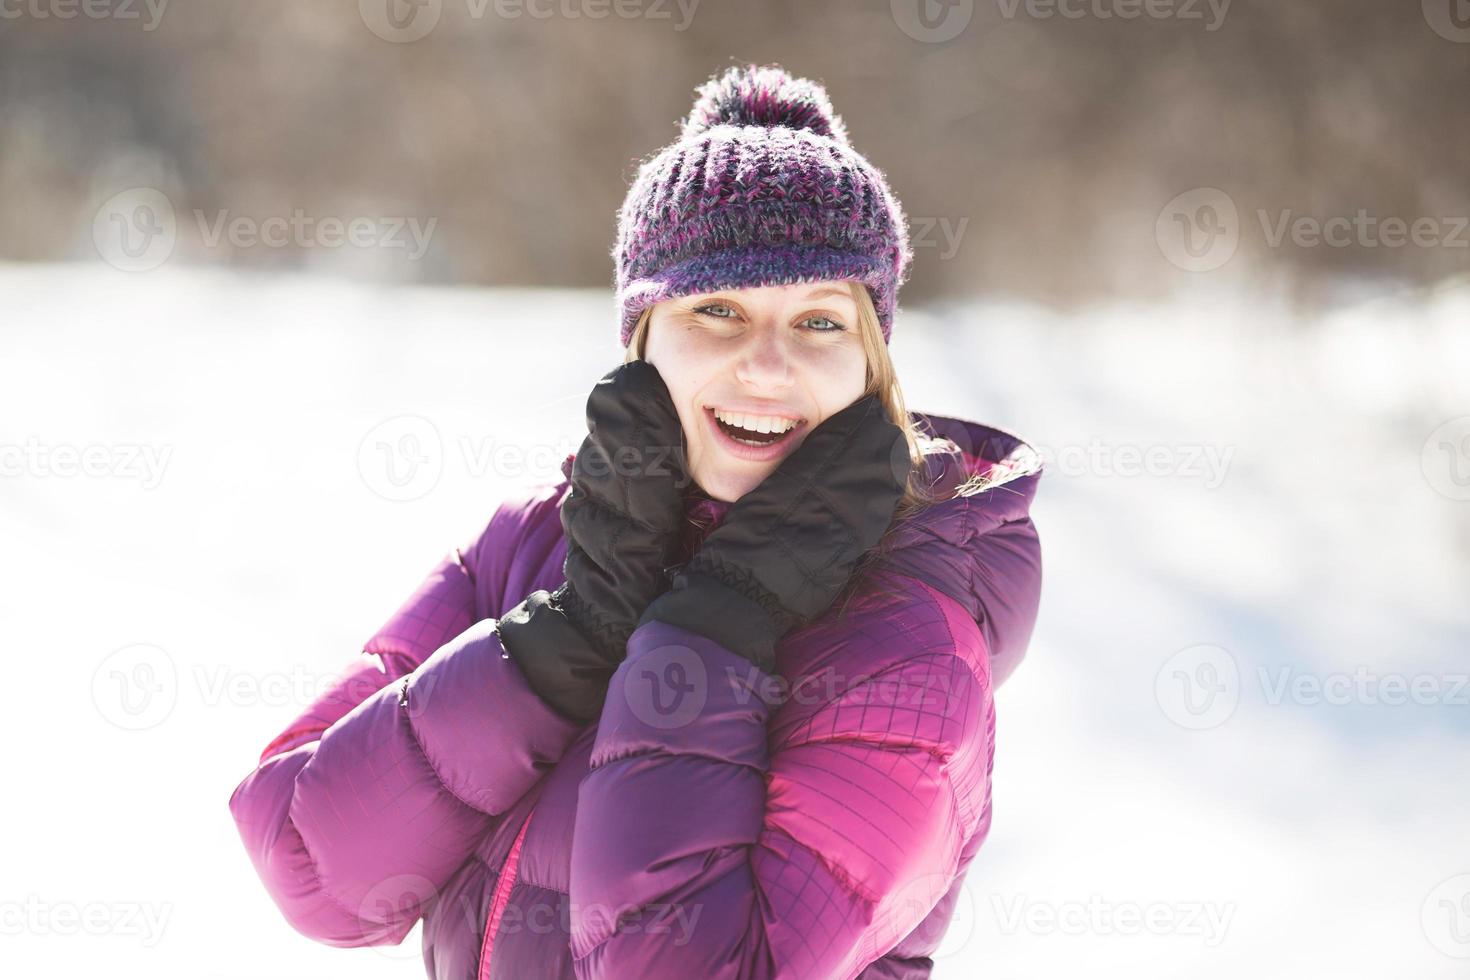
[713,408,797,434]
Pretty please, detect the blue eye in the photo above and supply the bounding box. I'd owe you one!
[692,304,845,332]
[693,303,738,319]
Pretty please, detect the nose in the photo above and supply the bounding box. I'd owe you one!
[733,323,794,391]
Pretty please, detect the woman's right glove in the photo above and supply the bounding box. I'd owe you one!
[496,360,688,726]
[636,393,909,675]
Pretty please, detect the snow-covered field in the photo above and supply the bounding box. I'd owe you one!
[2,263,1467,978]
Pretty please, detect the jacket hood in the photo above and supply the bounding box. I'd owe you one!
[560,410,1044,686]
[878,412,1044,686]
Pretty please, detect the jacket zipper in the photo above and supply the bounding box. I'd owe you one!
[476,802,536,980]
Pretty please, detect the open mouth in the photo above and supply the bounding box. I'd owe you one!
[706,406,805,449]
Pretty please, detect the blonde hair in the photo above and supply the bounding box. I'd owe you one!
[623,281,944,521]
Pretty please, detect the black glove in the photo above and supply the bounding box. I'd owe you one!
[497,360,688,725]
[636,393,908,674]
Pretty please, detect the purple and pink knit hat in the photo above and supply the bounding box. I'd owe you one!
[613,64,913,348]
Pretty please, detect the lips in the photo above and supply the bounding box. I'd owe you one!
[703,406,806,462]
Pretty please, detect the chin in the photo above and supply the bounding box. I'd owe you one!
[696,466,770,504]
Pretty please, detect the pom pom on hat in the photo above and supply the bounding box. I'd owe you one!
[680,63,851,145]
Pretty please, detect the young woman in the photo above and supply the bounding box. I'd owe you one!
[229,64,1044,979]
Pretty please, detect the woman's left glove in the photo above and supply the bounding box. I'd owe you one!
[496,360,689,726]
[636,393,909,674]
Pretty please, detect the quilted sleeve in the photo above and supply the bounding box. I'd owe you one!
[227,485,584,947]
[568,576,994,980]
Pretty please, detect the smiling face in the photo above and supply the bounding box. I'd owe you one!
[642,280,870,503]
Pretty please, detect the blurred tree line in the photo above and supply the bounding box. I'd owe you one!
[1,0,1466,308]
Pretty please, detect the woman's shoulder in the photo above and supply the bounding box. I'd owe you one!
[830,411,1046,688]
[454,458,576,608]
[460,461,572,554]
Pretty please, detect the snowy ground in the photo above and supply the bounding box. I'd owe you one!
[2,263,1467,979]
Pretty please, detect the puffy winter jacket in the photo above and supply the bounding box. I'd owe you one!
[228,411,1043,979]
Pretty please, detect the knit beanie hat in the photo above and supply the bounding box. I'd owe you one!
[613,64,913,348]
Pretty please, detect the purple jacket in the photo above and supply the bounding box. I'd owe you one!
[228,412,1043,979]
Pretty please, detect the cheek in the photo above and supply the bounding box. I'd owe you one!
[803,340,868,413]
[645,327,715,439]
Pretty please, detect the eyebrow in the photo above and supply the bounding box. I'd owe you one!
[801,286,854,302]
